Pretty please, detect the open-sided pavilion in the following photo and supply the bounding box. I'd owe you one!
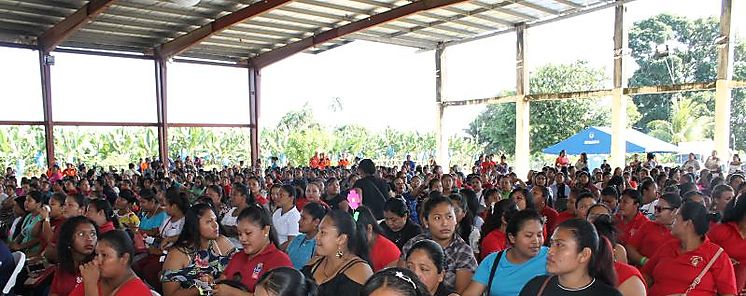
[0,0,743,176]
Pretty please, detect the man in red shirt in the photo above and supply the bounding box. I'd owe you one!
[615,188,649,246]
[531,186,558,238]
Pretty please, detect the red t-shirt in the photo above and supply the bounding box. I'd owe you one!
[223,243,292,292]
[68,277,151,296]
[99,221,116,234]
[480,229,507,260]
[615,261,645,287]
[628,220,676,259]
[371,234,401,271]
[642,239,737,296]
[555,211,575,226]
[50,266,81,296]
[541,207,559,239]
[615,212,649,246]
[709,222,746,292]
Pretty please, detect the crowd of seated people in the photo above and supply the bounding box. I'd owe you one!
[0,151,744,296]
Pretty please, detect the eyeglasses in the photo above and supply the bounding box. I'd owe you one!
[654,206,676,213]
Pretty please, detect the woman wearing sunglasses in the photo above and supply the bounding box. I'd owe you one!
[626,193,681,267]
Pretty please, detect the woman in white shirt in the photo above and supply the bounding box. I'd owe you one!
[272,184,301,249]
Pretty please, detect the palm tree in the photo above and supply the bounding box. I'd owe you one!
[647,98,713,144]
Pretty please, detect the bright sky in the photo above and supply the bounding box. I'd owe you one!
[0,0,743,137]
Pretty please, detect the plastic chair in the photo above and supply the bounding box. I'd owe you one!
[2,251,26,295]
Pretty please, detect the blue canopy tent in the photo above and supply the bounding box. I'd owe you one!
[542,126,680,155]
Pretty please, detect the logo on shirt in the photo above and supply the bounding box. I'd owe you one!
[252,263,264,279]
[690,256,703,267]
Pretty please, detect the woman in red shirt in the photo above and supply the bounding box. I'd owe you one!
[555,150,570,170]
[50,217,98,296]
[217,205,292,295]
[710,193,746,294]
[479,199,519,260]
[85,199,118,234]
[356,206,400,271]
[68,230,151,296]
[642,201,737,296]
[592,214,647,296]
[627,193,681,267]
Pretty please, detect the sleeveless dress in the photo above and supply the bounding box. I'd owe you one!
[302,257,368,296]
[160,240,235,289]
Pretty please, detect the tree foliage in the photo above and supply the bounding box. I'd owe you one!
[628,14,746,149]
[467,61,639,154]
[646,98,713,144]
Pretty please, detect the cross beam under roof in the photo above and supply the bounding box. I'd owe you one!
[156,0,291,59]
[37,0,117,53]
[249,0,470,68]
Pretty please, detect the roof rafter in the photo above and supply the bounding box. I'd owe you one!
[37,0,117,53]
[156,0,291,59]
[250,0,469,69]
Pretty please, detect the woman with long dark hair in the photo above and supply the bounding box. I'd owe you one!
[449,193,481,257]
[217,205,292,295]
[519,219,621,296]
[68,230,151,295]
[10,191,44,256]
[464,210,548,296]
[712,193,746,293]
[85,199,118,234]
[302,209,373,295]
[161,203,236,296]
[591,215,645,296]
[272,184,300,249]
[404,239,457,296]
[643,201,737,295]
[362,267,430,296]
[356,206,400,271]
[222,183,251,247]
[49,216,98,296]
[480,199,519,260]
[254,267,318,296]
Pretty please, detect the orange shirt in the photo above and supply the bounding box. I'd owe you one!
[62,168,77,177]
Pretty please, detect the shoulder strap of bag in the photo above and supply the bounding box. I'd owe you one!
[485,250,505,295]
[537,275,554,296]
[365,177,388,203]
[685,247,724,295]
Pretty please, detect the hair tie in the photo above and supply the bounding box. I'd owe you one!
[394,271,416,289]
[353,211,360,222]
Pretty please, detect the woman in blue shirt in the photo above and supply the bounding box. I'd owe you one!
[285,202,327,269]
[462,209,548,296]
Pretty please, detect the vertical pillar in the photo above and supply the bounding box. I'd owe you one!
[514,23,530,179]
[155,58,169,169]
[610,1,628,170]
[249,67,261,166]
[435,43,449,168]
[714,0,735,160]
[39,51,55,168]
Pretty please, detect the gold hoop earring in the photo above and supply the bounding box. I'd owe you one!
[336,248,344,258]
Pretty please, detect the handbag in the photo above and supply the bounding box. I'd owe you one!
[666,247,724,296]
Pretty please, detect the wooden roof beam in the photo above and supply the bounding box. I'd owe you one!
[250,0,469,69]
[156,0,291,59]
[37,0,118,53]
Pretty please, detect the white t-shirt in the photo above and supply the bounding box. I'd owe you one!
[221,207,242,248]
[159,216,185,249]
[272,207,301,245]
[640,199,659,220]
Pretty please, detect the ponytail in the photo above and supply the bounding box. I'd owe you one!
[592,236,617,287]
[326,210,371,266]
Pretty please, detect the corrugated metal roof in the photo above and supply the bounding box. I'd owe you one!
[0,0,616,64]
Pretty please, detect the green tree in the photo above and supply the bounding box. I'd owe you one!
[467,61,632,154]
[646,98,713,144]
[628,14,746,149]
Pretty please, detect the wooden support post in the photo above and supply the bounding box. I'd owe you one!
[249,67,261,167]
[610,0,627,170]
[435,44,449,167]
[514,23,530,179]
[39,51,55,168]
[714,0,735,161]
[155,58,169,169]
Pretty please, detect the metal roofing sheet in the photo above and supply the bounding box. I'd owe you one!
[0,0,616,63]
